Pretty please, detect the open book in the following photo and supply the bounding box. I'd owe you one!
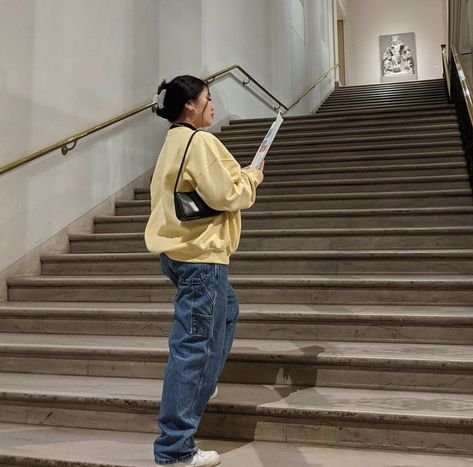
[250,112,284,168]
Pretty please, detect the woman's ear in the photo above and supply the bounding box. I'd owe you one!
[184,101,195,112]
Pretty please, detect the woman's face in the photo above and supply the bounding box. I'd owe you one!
[190,87,215,128]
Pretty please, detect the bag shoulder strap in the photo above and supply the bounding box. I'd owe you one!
[173,129,202,194]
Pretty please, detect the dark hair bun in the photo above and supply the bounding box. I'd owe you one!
[153,75,207,123]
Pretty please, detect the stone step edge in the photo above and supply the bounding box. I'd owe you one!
[242,175,469,188]
[1,339,472,370]
[230,104,456,123]
[40,250,473,263]
[132,163,470,180]
[232,152,466,165]
[1,423,470,467]
[95,206,473,223]
[2,383,472,427]
[69,226,473,241]
[132,187,471,199]
[2,303,473,325]
[230,144,465,157]
[225,134,462,149]
[8,275,473,290]
[121,191,473,207]
[219,125,460,140]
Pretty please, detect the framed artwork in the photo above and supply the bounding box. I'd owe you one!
[379,32,418,83]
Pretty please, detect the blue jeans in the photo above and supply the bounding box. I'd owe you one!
[154,253,239,464]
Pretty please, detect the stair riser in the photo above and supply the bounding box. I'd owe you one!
[41,257,473,276]
[231,144,464,160]
[95,213,473,233]
[224,111,457,125]
[330,91,448,100]
[69,233,473,254]
[256,180,470,195]
[320,100,450,111]
[321,96,449,106]
[325,93,448,103]
[232,146,464,160]
[1,403,471,455]
[226,138,463,152]
[8,284,473,305]
[316,104,453,114]
[218,125,460,142]
[227,115,457,131]
[117,196,473,216]
[3,317,472,345]
[229,108,456,126]
[241,213,473,229]
[233,156,467,170]
[242,168,467,182]
[0,355,470,394]
[221,117,459,133]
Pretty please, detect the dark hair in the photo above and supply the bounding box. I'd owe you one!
[154,75,207,123]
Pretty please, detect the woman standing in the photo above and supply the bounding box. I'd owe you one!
[145,75,264,466]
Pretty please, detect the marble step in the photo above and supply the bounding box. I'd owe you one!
[2,302,473,344]
[232,151,466,170]
[222,113,457,131]
[93,207,473,233]
[331,83,446,97]
[228,143,461,160]
[0,333,472,392]
[230,144,465,162]
[7,274,473,305]
[319,99,450,112]
[317,102,453,115]
[226,162,467,182]
[231,162,467,183]
[251,175,470,195]
[40,250,473,276]
[229,104,456,125]
[217,123,459,143]
[325,90,448,102]
[69,227,473,254]
[120,190,473,214]
[1,373,472,454]
[223,133,462,152]
[3,423,473,467]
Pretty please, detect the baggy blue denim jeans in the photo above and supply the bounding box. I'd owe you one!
[154,253,239,464]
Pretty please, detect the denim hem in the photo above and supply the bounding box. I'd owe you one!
[155,448,197,465]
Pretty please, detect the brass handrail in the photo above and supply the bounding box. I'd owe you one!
[1,63,338,176]
[451,45,473,125]
[286,63,339,111]
[0,101,154,176]
[441,45,452,100]
[204,65,288,111]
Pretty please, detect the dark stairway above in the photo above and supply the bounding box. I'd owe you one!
[1,78,473,466]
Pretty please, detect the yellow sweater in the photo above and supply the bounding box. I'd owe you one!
[144,126,264,265]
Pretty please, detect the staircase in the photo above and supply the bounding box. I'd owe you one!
[1,79,473,466]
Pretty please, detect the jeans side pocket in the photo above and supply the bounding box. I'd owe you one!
[190,283,215,338]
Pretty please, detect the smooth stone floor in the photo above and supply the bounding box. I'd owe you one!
[1,373,473,422]
[0,423,472,467]
[1,333,472,366]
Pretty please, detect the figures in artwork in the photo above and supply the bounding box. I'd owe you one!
[382,35,415,75]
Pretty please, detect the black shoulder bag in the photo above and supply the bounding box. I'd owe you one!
[173,127,223,221]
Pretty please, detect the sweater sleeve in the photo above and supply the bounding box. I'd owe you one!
[186,132,264,211]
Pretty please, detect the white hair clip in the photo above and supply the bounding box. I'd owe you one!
[155,89,167,109]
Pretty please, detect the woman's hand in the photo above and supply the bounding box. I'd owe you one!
[243,161,265,172]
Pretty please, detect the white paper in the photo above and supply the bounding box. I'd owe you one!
[250,111,284,168]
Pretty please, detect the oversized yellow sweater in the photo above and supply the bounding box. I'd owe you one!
[144,126,264,265]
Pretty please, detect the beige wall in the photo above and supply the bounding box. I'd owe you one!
[157,0,336,121]
[0,0,162,273]
[345,0,448,85]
